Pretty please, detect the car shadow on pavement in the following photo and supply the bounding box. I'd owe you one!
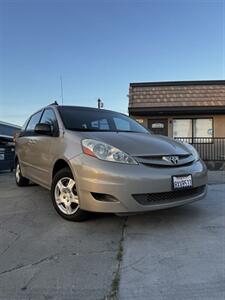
[124,203,206,227]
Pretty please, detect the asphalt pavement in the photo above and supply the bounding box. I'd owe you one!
[0,172,224,300]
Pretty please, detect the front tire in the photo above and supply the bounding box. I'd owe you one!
[51,167,89,221]
[15,160,30,186]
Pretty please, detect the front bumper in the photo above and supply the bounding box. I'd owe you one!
[70,154,208,213]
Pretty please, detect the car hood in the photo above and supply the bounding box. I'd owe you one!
[77,131,190,156]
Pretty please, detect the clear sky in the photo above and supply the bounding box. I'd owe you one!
[0,0,224,125]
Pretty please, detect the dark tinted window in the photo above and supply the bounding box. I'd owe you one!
[40,109,59,134]
[113,117,130,131]
[58,107,148,133]
[91,119,109,130]
[26,111,42,131]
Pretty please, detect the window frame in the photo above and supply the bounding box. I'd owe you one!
[20,110,43,137]
[172,118,193,138]
[172,117,214,143]
[193,118,214,139]
[40,108,59,137]
[25,110,43,131]
[57,107,149,133]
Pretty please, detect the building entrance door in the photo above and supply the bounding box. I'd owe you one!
[148,119,168,136]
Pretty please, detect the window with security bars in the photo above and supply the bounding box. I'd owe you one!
[173,118,213,142]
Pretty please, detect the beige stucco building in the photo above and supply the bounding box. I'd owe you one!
[129,80,225,139]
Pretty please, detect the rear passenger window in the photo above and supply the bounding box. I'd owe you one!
[26,111,42,131]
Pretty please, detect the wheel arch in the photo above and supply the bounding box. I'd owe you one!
[52,159,72,179]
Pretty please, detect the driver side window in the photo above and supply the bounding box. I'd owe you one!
[40,109,59,136]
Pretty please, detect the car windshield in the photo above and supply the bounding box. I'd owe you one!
[58,107,148,133]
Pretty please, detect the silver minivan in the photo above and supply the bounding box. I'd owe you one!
[15,104,207,221]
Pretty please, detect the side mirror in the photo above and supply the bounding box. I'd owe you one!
[35,123,52,135]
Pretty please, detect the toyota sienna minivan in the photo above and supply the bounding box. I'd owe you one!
[15,103,207,221]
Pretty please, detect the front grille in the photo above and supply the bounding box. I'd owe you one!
[142,161,194,168]
[133,185,206,206]
[134,154,194,168]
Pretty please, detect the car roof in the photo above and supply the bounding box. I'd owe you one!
[29,104,126,119]
[54,105,123,114]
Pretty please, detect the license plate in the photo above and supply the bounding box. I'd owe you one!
[172,175,192,190]
[0,153,5,160]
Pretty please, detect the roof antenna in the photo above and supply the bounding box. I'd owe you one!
[97,98,104,109]
[60,75,64,105]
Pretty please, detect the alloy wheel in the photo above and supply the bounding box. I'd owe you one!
[15,163,20,183]
[54,177,79,215]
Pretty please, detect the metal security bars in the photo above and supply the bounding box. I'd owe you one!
[175,137,225,161]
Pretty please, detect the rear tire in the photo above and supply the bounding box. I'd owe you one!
[51,167,90,222]
[15,160,30,186]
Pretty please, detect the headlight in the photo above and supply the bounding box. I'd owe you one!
[81,139,138,164]
[184,142,200,161]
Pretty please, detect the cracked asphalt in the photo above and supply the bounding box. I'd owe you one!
[0,172,225,300]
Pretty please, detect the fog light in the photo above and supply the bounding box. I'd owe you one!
[91,192,118,202]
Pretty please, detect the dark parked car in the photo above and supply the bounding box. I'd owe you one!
[0,135,15,172]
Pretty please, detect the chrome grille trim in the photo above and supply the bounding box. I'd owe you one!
[134,153,194,167]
